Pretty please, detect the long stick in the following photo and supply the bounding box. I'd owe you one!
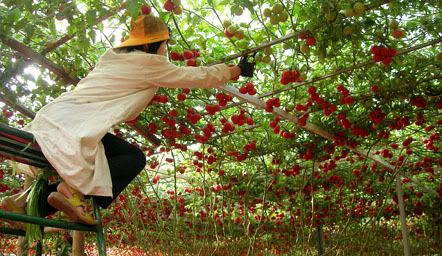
[211,36,442,113]
[0,93,35,119]
[0,36,80,85]
[41,3,127,55]
[211,31,301,64]
[219,85,395,169]
[395,173,412,256]
[316,225,324,256]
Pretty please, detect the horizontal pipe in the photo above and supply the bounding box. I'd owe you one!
[0,210,98,232]
[0,148,49,168]
[0,226,26,236]
[0,142,47,163]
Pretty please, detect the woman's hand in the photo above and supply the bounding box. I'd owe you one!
[228,65,241,80]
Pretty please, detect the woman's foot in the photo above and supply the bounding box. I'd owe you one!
[0,192,27,230]
[47,182,97,225]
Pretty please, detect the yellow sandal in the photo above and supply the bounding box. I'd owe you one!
[0,195,27,230]
[1,196,26,214]
[47,184,97,225]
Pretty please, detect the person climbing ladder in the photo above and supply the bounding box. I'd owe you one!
[0,14,255,225]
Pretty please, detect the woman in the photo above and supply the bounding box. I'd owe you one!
[1,14,254,225]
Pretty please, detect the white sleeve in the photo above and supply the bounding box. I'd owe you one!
[144,58,231,89]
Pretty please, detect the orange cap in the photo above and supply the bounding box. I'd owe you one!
[115,15,170,48]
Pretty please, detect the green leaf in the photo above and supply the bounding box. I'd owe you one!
[9,9,21,22]
[67,24,77,36]
[88,30,96,43]
[127,0,140,18]
[242,0,255,14]
[86,10,97,26]
[25,171,50,245]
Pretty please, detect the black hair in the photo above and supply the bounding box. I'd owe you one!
[124,41,165,54]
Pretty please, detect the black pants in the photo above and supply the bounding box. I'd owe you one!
[45,133,146,214]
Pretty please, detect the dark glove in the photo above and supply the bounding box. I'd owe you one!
[238,53,256,77]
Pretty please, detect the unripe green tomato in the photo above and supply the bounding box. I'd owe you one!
[325,12,336,22]
[263,8,272,17]
[270,14,279,25]
[388,1,397,9]
[235,30,244,40]
[227,25,238,34]
[207,57,215,63]
[223,20,232,28]
[343,26,353,36]
[389,20,399,29]
[255,54,263,62]
[282,43,291,50]
[278,12,288,22]
[272,3,283,14]
[232,6,243,16]
[353,2,365,16]
[3,0,13,7]
[264,47,273,55]
[300,44,309,54]
[299,73,307,82]
[237,40,249,49]
[173,0,181,5]
[344,8,354,17]
[168,38,176,45]
[262,55,271,63]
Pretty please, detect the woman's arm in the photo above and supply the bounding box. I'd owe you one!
[144,57,240,89]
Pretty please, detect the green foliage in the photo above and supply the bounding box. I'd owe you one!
[25,171,50,245]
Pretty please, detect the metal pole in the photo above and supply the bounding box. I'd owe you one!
[93,199,107,256]
[35,241,43,256]
[0,227,26,236]
[0,211,98,232]
[395,174,412,256]
[35,174,49,256]
[316,225,324,256]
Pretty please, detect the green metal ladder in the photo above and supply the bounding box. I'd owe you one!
[0,123,106,255]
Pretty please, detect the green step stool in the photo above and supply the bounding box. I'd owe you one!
[0,123,106,255]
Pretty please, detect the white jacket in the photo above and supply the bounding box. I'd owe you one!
[24,49,231,197]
